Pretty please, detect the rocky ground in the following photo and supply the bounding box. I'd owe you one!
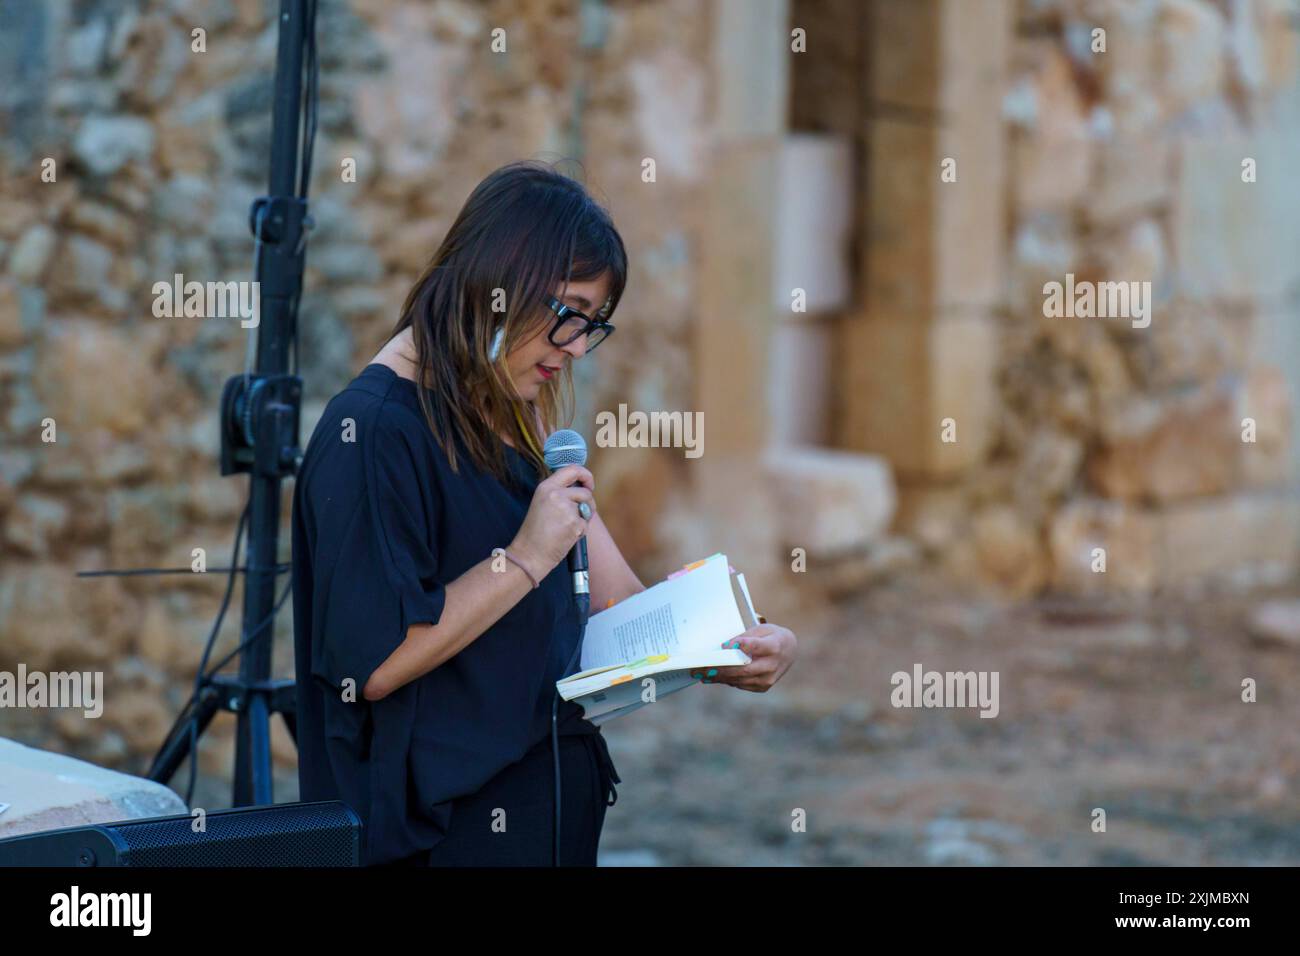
[595,572,1300,866]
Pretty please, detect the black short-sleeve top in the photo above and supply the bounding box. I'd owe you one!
[290,362,596,866]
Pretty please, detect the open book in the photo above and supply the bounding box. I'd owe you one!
[557,553,761,725]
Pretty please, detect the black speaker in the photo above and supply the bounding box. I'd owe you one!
[0,801,361,867]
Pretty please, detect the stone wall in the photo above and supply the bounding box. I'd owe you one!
[994,0,1300,597]
[801,0,1300,599]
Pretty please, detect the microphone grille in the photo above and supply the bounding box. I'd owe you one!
[543,428,587,470]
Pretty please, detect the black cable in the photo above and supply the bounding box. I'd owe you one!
[552,591,589,867]
[174,501,248,805]
[290,0,316,378]
[76,564,289,578]
[299,0,318,200]
[147,490,292,806]
[201,577,294,679]
[179,576,294,806]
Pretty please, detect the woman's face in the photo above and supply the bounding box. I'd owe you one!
[504,273,612,401]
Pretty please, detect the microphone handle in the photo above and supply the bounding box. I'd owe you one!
[568,535,589,596]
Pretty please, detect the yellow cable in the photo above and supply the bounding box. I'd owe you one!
[513,403,543,460]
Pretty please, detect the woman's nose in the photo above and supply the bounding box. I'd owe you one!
[561,336,588,361]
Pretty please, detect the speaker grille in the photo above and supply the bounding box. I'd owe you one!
[115,802,358,867]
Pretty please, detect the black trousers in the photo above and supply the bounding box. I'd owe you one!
[379,732,619,867]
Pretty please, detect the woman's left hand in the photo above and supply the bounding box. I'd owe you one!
[693,622,797,693]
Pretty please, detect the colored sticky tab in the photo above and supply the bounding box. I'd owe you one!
[667,553,725,580]
[623,654,669,670]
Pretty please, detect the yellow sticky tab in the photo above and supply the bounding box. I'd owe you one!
[623,654,670,670]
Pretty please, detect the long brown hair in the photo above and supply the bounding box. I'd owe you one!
[389,160,627,488]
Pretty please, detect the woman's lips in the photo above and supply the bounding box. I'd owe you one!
[536,364,557,380]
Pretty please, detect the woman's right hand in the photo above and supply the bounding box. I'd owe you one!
[509,465,595,579]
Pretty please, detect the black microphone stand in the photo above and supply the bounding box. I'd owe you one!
[147,0,316,806]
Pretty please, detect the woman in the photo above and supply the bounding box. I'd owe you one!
[290,160,797,867]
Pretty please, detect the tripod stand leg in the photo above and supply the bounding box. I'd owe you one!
[234,691,275,806]
[148,686,223,787]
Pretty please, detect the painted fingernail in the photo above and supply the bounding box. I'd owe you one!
[691,672,702,680]
[706,669,717,678]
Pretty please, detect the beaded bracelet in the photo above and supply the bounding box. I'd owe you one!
[492,547,539,589]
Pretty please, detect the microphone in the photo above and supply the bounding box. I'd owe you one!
[542,429,590,599]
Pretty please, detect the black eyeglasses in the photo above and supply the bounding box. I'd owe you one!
[545,296,614,352]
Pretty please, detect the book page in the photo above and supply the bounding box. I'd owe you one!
[731,571,759,629]
[580,554,745,671]
[588,679,695,726]
[557,647,748,700]
[578,668,699,719]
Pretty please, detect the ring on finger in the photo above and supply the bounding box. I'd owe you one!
[578,501,592,521]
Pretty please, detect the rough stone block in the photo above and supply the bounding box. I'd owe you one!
[1085,137,1173,228]
[768,319,833,446]
[866,0,1012,117]
[771,134,853,317]
[714,0,790,142]
[1158,0,1227,113]
[839,313,998,478]
[1171,129,1300,302]
[0,736,187,839]
[1247,304,1300,478]
[1049,498,1159,595]
[1156,491,1300,587]
[763,446,897,556]
[34,320,156,435]
[864,115,1005,316]
[861,0,1011,315]
[1050,493,1300,594]
[1087,381,1242,503]
[1010,47,1093,214]
[1238,363,1293,488]
[698,143,781,457]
